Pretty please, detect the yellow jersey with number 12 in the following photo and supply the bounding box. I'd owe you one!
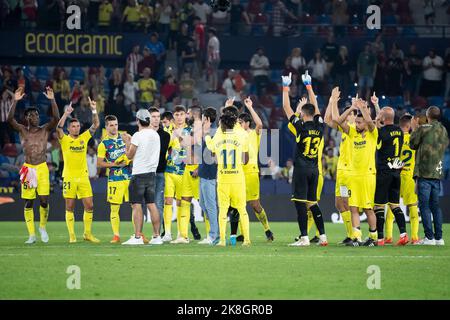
[206,128,249,184]
[400,132,415,176]
[60,130,91,179]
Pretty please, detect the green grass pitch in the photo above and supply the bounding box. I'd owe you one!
[0,221,449,300]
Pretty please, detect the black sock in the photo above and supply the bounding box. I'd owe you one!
[229,207,240,235]
[189,205,198,233]
[392,207,407,234]
[309,204,325,235]
[294,202,308,237]
[375,208,385,239]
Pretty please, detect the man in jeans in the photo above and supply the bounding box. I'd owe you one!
[410,106,449,245]
[198,107,219,245]
[148,107,170,236]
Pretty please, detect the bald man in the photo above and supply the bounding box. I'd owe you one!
[373,107,409,246]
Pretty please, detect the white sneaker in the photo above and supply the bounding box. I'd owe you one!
[418,238,436,245]
[162,233,173,242]
[149,236,163,245]
[198,237,212,245]
[435,239,445,246]
[289,236,310,247]
[39,227,49,243]
[318,234,328,246]
[170,237,190,244]
[25,235,36,244]
[122,235,144,245]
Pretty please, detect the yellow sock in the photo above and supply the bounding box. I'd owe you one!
[180,200,191,238]
[83,211,93,235]
[204,214,210,236]
[219,207,228,242]
[369,231,378,241]
[255,208,270,232]
[110,204,120,236]
[352,227,362,241]
[409,205,419,240]
[163,204,173,235]
[176,206,181,235]
[341,210,353,238]
[65,211,75,236]
[307,210,315,234]
[238,207,250,243]
[24,208,35,236]
[39,205,49,229]
[385,207,394,240]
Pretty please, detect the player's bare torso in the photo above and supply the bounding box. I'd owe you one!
[20,126,49,165]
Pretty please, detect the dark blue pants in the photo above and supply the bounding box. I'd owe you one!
[417,178,443,240]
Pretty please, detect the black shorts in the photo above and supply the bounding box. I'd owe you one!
[291,167,318,202]
[129,172,156,204]
[374,170,401,205]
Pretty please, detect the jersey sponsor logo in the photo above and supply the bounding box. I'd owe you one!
[354,140,367,148]
[69,145,85,152]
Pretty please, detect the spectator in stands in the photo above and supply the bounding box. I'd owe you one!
[193,16,206,77]
[137,47,156,78]
[160,75,178,103]
[179,71,196,107]
[267,158,282,180]
[156,0,172,39]
[122,0,141,31]
[127,44,143,79]
[179,0,195,25]
[333,46,351,99]
[424,0,436,32]
[331,0,348,38]
[324,147,338,180]
[445,48,450,102]
[250,47,270,97]
[207,27,221,92]
[193,0,211,24]
[321,33,339,76]
[230,0,251,36]
[283,57,299,87]
[272,0,298,37]
[357,43,377,101]
[75,96,94,131]
[371,33,385,55]
[139,0,154,33]
[108,68,124,104]
[222,69,246,108]
[145,32,167,81]
[0,88,14,148]
[123,73,139,107]
[290,47,306,77]
[307,49,328,95]
[2,69,17,92]
[181,37,197,77]
[168,8,181,51]
[405,44,423,101]
[211,3,229,33]
[110,0,122,30]
[138,67,157,108]
[177,23,192,76]
[49,131,62,184]
[386,44,405,97]
[87,146,98,179]
[53,69,71,114]
[98,0,113,30]
[281,158,293,184]
[421,49,444,97]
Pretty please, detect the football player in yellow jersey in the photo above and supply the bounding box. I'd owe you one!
[56,98,100,243]
[324,88,357,244]
[206,105,251,246]
[385,114,420,244]
[234,97,274,242]
[97,115,132,243]
[335,98,379,246]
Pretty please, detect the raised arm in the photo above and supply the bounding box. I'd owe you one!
[281,72,294,119]
[335,100,357,135]
[122,133,137,160]
[56,102,73,139]
[325,87,340,129]
[302,70,320,115]
[370,91,381,116]
[357,99,375,132]
[42,86,60,131]
[7,88,26,133]
[244,96,263,134]
[87,96,100,136]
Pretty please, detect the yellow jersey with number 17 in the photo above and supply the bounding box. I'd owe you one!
[206,128,249,184]
[347,126,378,175]
[400,132,415,176]
[60,130,91,179]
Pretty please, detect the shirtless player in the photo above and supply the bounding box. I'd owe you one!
[7,87,60,244]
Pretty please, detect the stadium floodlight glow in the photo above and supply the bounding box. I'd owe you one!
[382,95,386,99]
[354,83,358,87]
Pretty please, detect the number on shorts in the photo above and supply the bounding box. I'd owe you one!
[109,186,117,195]
[23,182,28,189]
[348,189,351,197]
[63,182,71,190]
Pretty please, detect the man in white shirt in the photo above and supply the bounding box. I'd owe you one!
[422,49,444,97]
[122,109,162,245]
[193,0,212,24]
[207,27,221,92]
[250,47,270,97]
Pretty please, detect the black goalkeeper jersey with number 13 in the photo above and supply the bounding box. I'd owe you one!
[289,114,324,170]
[376,124,404,172]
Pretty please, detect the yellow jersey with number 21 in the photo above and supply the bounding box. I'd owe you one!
[60,130,91,179]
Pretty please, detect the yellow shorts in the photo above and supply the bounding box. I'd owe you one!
[217,182,246,210]
[316,174,324,201]
[245,172,260,201]
[181,164,200,199]
[164,172,183,200]
[348,174,376,209]
[335,170,351,198]
[107,180,130,204]
[21,162,50,200]
[62,176,93,199]
[400,174,418,205]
